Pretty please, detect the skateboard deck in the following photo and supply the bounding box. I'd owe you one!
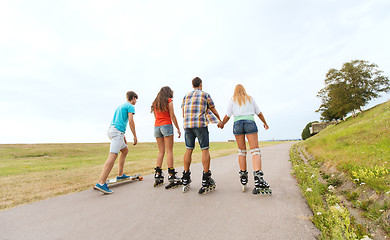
[106,174,143,186]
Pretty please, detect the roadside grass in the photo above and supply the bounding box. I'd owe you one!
[292,100,390,239]
[0,141,281,210]
[290,144,367,239]
[304,100,390,193]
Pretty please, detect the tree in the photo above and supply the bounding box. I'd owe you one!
[317,60,390,121]
[301,121,318,140]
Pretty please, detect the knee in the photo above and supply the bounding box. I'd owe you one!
[159,149,166,156]
[249,148,261,157]
[121,147,129,155]
[238,149,247,157]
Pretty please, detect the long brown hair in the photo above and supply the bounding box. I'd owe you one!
[151,86,173,112]
[232,84,252,106]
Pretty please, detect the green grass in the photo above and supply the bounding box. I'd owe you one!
[0,141,281,210]
[290,144,366,239]
[303,100,390,193]
[292,100,390,238]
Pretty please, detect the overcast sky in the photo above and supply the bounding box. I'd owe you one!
[1,0,389,144]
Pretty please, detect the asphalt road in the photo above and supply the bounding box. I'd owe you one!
[0,142,320,240]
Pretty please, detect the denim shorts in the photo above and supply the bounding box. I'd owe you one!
[233,120,258,135]
[107,126,127,154]
[185,127,209,150]
[154,124,174,138]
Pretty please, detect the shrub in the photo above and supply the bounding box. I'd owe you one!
[301,121,318,140]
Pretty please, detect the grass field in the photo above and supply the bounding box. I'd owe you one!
[0,141,281,210]
[292,100,390,239]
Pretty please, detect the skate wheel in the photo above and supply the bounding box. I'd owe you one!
[182,185,190,193]
[139,177,143,181]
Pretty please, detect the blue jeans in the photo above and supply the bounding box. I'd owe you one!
[233,120,258,135]
[185,127,209,150]
[154,124,174,138]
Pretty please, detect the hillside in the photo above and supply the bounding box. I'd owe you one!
[291,100,390,239]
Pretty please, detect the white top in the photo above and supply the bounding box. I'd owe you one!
[226,97,261,117]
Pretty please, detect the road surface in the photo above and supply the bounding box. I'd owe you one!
[0,142,320,240]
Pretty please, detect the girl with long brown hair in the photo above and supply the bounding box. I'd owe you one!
[219,84,271,194]
[151,86,182,189]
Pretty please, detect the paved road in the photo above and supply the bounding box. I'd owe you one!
[0,142,320,240]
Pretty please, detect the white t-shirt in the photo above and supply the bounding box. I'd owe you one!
[226,97,261,118]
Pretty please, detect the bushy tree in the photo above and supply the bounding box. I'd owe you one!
[301,121,318,140]
[317,60,390,121]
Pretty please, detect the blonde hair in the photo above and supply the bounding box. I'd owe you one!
[232,84,252,106]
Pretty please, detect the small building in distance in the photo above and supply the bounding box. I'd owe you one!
[310,122,337,135]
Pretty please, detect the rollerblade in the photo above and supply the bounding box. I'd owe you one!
[165,168,183,189]
[153,167,164,187]
[198,171,216,195]
[252,170,272,195]
[239,170,248,192]
[181,170,191,193]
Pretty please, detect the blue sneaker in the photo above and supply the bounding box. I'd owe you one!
[117,174,130,181]
[94,183,113,194]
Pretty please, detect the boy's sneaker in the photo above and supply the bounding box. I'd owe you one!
[94,183,113,194]
[117,174,130,181]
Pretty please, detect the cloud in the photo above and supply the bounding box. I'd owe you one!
[1,0,390,143]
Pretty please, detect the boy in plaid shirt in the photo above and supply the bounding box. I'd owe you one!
[181,77,222,194]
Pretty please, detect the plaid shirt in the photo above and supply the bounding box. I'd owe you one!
[181,90,218,129]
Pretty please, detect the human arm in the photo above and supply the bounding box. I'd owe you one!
[219,99,233,129]
[257,112,269,130]
[209,107,221,122]
[218,115,230,129]
[128,112,138,145]
[168,101,181,138]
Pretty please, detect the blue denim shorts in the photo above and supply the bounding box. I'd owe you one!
[108,126,127,154]
[154,124,174,138]
[185,127,209,150]
[233,120,258,135]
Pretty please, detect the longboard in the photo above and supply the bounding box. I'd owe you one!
[106,174,143,187]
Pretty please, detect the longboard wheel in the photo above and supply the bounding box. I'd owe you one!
[139,176,143,181]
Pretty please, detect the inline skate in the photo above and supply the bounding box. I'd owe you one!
[181,170,191,193]
[252,170,272,195]
[239,170,248,192]
[153,167,164,187]
[198,171,216,194]
[165,168,183,189]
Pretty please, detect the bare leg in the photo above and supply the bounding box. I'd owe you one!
[164,135,174,170]
[202,149,211,172]
[183,148,193,171]
[156,137,165,168]
[246,133,261,171]
[98,153,118,184]
[118,147,128,176]
[235,134,247,171]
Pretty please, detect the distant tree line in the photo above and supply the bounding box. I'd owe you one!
[316,60,390,121]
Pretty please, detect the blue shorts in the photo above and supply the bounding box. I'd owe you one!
[233,120,258,135]
[107,126,127,154]
[154,124,174,138]
[185,127,209,150]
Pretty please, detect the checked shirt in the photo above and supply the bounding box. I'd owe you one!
[181,89,219,129]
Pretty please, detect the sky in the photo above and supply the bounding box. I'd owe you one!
[1,0,390,144]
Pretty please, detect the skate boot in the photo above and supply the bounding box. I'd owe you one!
[181,170,191,193]
[153,167,164,187]
[252,170,272,195]
[239,170,248,192]
[198,170,216,194]
[165,168,183,189]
